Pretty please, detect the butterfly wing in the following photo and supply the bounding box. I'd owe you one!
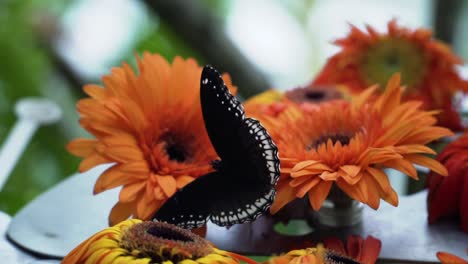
[153,171,220,229]
[200,65,245,161]
[209,118,280,226]
[153,65,280,228]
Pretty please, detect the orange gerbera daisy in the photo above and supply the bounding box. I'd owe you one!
[427,133,468,232]
[264,74,452,213]
[312,19,468,131]
[245,84,345,118]
[67,53,237,225]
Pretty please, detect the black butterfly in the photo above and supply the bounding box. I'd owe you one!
[153,65,280,229]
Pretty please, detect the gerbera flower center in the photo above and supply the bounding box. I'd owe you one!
[308,133,351,150]
[161,133,189,162]
[147,225,193,242]
[306,90,325,100]
[120,221,213,262]
[285,85,342,103]
[361,37,426,88]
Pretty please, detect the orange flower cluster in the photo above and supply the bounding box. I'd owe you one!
[312,20,468,131]
[256,74,452,213]
[67,53,237,225]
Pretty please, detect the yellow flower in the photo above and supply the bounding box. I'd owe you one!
[262,74,453,213]
[313,19,468,131]
[62,219,253,264]
[67,53,237,224]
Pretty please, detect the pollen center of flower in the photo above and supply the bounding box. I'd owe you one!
[285,86,342,104]
[308,134,351,150]
[306,91,325,100]
[361,37,426,88]
[166,143,187,162]
[120,221,213,262]
[147,225,193,242]
[160,134,189,162]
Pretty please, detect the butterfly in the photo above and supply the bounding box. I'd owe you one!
[153,65,280,229]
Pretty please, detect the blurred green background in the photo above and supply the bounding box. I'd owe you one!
[0,0,467,215]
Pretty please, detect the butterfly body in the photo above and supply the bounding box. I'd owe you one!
[153,65,280,229]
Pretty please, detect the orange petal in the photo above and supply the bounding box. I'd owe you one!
[290,175,313,187]
[136,191,158,220]
[394,144,436,155]
[108,201,133,226]
[175,175,195,189]
[362,175,380,210]
[308,181,333,211]
[270,182,296,214]
[156,175,177,197]
[83,84,107,100]
[291,160,321,172]
[366,167,391,195]
[94,165,145,194]
[101,133,138,147]
[295,176,322,198]
[319,171,338,181]
[103,145,144,163]
[338,165,362,184]
[436,252,468,264]
[78,152,110,172]
[406,154,448,176]
[383,158,418,179]
[382,188,399,207]
[337,179,367,204]
[119,182,146,202]
[67,138,97,157]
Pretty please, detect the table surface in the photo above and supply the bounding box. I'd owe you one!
[5,166,468,262]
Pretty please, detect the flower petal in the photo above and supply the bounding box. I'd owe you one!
[109,202,133,226]
[270,182,297,214]
[156,175,177,198]
[67,138,98,157]
[406,154,448,176]
[308,181,333,211]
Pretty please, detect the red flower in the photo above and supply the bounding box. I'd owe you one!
[324,235,381,264]
[427,133,468,232]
